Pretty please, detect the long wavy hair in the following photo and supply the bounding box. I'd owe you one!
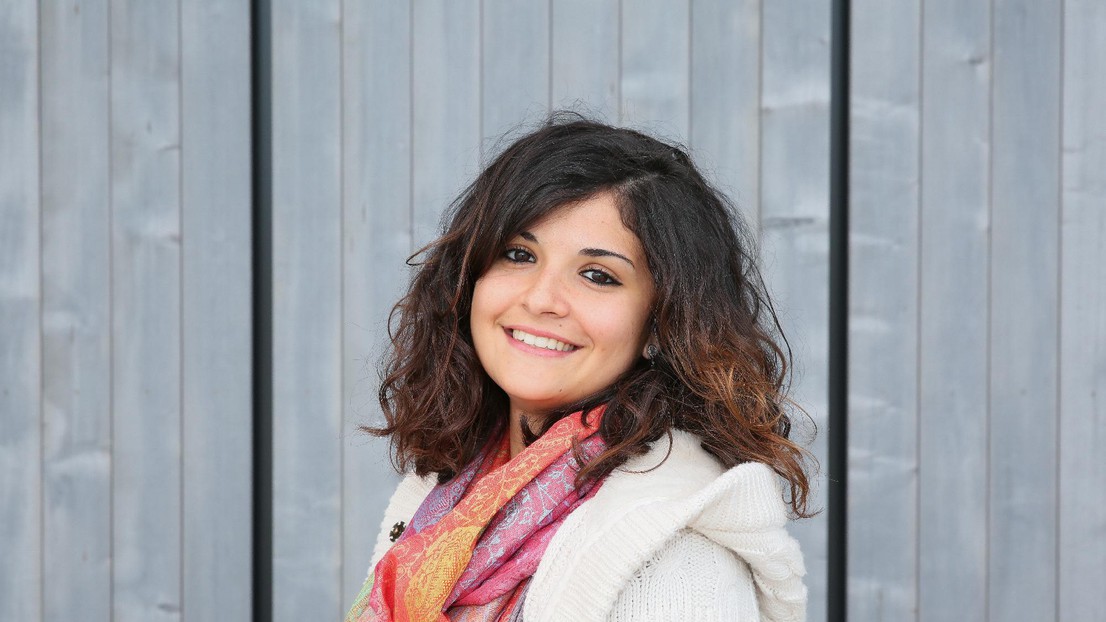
[370,114,814,517]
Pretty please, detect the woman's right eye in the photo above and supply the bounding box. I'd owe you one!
[504,247,534,263]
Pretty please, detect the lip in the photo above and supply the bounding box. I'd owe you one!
[503,325,580,358]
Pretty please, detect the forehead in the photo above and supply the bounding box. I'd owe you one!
[523,193,642,250]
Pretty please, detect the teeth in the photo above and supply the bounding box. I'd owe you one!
[512,329,574,352]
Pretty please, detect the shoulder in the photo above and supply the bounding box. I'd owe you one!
[524,430,806,622]
[606,529,760,622]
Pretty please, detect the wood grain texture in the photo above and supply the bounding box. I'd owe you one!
[109,2,183,620]
[39,1,113,620]
[917,1,991,619]
[0,2,42,620]
[759,2,832,620]
[339,0,410,606]
[412,0,481,250]
[989,1,1062,619]
[847,1,921,619]
[551,0,618,120]
[689,0,761,227]
[181,0,254,619]
[269,1,344,620]
[482,0,550,143]
[620,0,690,138]
[1059,1,1106,619]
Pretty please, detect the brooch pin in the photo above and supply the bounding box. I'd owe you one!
[389,521,406,542]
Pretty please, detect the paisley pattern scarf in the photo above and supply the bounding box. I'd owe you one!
[346,409,607,622]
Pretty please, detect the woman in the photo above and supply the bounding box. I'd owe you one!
[347,116,812,622]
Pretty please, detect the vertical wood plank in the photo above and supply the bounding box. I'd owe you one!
[551,0,618,119]
[689,0,761,227]
[39,1,113,619]
[847,1,921,619]
[340,0,410,606]
[989,1,1062,619]
[482,0,550,143]
[109,2,183,620]
[411,0,481,249]
[269,1,343,620]
[620,0,690,139]
[1059,1,1106,619]
[760,3,832,620]
[180,0,253,619]
[917,2,991,620]
[0,2,42,620]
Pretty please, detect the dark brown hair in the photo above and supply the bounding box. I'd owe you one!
[370,114,814,517]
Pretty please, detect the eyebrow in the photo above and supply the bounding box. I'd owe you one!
[519,231,636,269]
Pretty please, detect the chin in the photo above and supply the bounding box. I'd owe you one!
[507,392,575,414]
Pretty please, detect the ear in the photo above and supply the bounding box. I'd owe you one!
[642,317,659,359]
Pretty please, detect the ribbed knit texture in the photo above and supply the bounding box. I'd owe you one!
[604,530,759,621]
[368,430,806,621]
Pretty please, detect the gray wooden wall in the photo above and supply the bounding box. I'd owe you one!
[1,1,1102,621]
[267,1,831,619]
[0,1,252,621]
[849,1,1106,620]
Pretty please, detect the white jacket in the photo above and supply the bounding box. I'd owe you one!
[369,430,807,621]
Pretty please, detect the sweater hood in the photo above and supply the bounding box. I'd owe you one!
[523,429,807,622]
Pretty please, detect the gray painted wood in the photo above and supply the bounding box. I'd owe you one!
[551,0,619,120]
[19,4,1104,621]
[847,1,921,619]
[39,1,113,620]
[109,2,183,621]
[180,0,253,619]
[0,2,41,620]
[620,0,690,138]
[269,1,344,620]
[989,1,1062,620]
[412,0,482,250]
[917,1,991,619]
[1060,1,1106,619]
[759,3,832,621]
[339,0,411,607]
[689,0,761,228]
[482,0,550,144]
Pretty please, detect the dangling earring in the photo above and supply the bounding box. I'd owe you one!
[645,315,660,368]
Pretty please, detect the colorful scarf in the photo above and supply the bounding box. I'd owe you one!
[346,409,606,622]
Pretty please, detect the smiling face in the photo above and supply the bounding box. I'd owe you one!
[469,192,656,418]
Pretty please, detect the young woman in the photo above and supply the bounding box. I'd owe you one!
[346,116,812,622]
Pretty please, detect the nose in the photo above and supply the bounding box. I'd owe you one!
[520,267,570,317]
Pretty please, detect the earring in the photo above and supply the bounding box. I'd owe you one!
[646,344,659,359]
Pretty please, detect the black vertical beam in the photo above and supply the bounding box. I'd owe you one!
[827,0,850,621]
[251,0,273,620]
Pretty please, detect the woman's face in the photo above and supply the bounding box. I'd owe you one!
[470,192,656,416]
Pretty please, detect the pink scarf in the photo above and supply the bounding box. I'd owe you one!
[346,409,607,622]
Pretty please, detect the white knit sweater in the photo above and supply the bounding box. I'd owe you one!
[368,430,807,621]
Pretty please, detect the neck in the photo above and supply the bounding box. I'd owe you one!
[508,409,526,458]
[508,407,547,458]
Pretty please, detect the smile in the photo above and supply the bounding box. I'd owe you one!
[509,328,578,352]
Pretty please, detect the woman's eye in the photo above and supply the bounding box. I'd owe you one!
[504,247,534,263]
[582,269,621,286]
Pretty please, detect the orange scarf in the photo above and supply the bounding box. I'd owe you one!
[347,409,604,622]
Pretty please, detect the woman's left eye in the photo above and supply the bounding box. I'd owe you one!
[581,269,621,286]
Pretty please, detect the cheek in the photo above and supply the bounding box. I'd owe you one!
[469,281,496,369]
[590,311,649,357]
[471,275,504,316]
[470,280,497,332]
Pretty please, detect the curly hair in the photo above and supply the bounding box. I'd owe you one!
[369,113,815,517]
